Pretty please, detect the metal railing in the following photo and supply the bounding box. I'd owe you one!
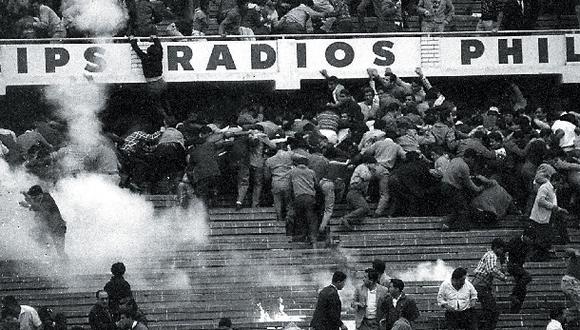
[0,28,579,44]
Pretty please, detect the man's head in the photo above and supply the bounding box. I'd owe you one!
[331,271,347,290]
[199,125,213,139]
[372,259,386,274]
[116,307,135,329]
[95,290,109,307]
[30,0,41,14]
[491,238,505,256]
[218,317,233,330]
[389,279,404,298]
[111,262,126,277]
[362,87,375,104]
[384,72,397,86]
[164,116,179,128]
[363,268,379,289]
[327,76,339,91]
[1,296,20,317]
[451,267,467,290]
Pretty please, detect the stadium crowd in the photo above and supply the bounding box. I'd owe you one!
[0,0,579,39]
[1,66,579,251]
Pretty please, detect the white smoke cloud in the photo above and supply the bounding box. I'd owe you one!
[44,83,106,149]
[394,259,455,282]
[61,0,129,37]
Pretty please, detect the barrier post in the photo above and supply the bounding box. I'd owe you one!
[274,38,301,90]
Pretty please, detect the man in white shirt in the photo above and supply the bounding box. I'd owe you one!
[1,295,42,330]
[352,269,390,330]
[437,267,478,329]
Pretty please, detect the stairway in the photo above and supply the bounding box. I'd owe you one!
[0,195,576,329]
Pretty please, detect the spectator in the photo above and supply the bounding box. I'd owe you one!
[529,166,568,261]
[1,296,42,330]
[37,306,66,330]
[500,0,538,30]
[129,35,170,118]
[264,136,293,224]
[310,271,348,330]
[476,0,503,32]
[471,238,508,330]
[117,128,162,193]
[103,262,132,320]
[89,290,116,330]
[154,116,186,193]
[352,268,390,330]
[506,228,534,313]
[29,0,66,38]
[289,155,318,247]
[192,0,210,35]
[440,148,490,231]
[19,185,67,259]
[126,0,163,37]
[390,307,415,330]
[437,267,478,330]
[384,279,420,329]
[116,307,147,330]
[218,0,246,36]
[562,248,580,326]
[339,154,376,230]
[417,0,454,32]
[185,126,223,207]
[117,297,147,326]
[275,0,331,33]
[17,127,53,159]
[308,146,335,235]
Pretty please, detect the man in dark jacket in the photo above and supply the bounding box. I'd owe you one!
[506,227,534,313]
[310,271,348,330]
[104,262,132,320]
[129,35,169,117]
[19,185,67,259]
[89,290,116,330]
[384,279,420,329]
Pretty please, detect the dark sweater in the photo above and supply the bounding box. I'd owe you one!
[130,37,163,79]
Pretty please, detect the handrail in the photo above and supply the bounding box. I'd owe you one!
[0,28,579,44]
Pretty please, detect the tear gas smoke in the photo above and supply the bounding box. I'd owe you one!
[394,259,454,282]
[61,0,128,37]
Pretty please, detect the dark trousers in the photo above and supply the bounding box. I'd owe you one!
[445,308,478,330]
[293,194,318,243]
[441,183,472,230]
[507,263,532,313]
[343,189,370,222]
[529,221,552,259]
[474,285,499,330]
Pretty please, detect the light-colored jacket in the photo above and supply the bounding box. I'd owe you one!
[352,283,390,329]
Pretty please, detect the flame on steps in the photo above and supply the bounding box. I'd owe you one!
[257,297,306,323]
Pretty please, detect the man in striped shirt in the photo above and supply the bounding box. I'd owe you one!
[471,238,508,330]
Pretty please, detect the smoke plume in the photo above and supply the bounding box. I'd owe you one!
[61,0,129,37]
[394,259,455,282]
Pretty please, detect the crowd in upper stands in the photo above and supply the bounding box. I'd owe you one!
[0,0,579,39]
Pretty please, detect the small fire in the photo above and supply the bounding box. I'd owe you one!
[257,297,306,323]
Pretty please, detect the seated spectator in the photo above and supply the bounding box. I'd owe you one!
[218,0,246,36]
[126,0,163,37]
[417,0,454,32]
[29,0,67,38]
[192,0,210,35]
